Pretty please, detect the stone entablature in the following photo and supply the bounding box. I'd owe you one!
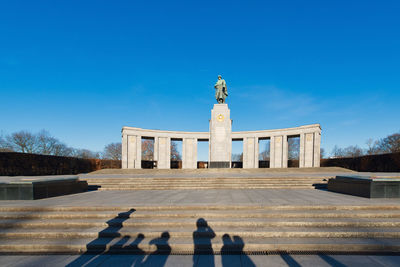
[121,124,321,169]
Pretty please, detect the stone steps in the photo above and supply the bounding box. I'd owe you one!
[0,205,400,254]
[83,177,327,181]
[90,181,324,185]
[95,186,317,190]
[83,176,328,190]
[0,239,399,254]
[1,228,400,239]
[1,205,399,212]
[2,211,399,219]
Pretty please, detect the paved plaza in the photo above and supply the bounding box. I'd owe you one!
[1,254,400,267]
[0,168,399,266]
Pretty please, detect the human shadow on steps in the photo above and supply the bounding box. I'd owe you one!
[221,234,256,267]
[66,208,137,267]
[140,231,171,266]
[193,218,216,267]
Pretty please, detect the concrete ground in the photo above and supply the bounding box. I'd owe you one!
[0,254,399,267]
[84,167,400,179]
[1,188,400,207]
[1,168,400,266]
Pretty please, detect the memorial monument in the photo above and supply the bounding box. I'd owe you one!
[122,76,321,169]
[214,75,228,104]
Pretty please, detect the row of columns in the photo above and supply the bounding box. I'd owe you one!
[122,131,321,169]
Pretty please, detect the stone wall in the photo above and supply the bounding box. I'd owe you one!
[122,124,321,169]
[321,152,400,172]
[0,152,121,176]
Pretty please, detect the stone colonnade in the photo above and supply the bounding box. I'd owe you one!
[122,124,321,169]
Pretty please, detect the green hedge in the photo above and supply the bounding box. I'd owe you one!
[321,152,400,172]
[0,152,121,176]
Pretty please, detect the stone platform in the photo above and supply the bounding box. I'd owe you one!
[1,168,400,266]
[0,175,88,200]
[328,176,400,198]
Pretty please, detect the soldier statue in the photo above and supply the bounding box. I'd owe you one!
[214,75,228,104]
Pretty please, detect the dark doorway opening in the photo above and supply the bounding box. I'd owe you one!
[288,135,300,167]
[170,139,182,169]
[259,138,270,168]
[197,139,209,168]
[141,137,156,169]
[232,139,243,168]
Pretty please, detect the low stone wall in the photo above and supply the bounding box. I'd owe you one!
[321,152,400,172]
[0,152,121,176]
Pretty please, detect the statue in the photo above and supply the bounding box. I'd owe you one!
[214,75,228,104]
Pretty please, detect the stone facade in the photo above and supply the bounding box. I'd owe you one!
[209,104,232,168]
[122,105,321,169]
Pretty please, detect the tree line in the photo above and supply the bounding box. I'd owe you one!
[331,132,400,158]
[0,130,120,160]
[0,130,182,161]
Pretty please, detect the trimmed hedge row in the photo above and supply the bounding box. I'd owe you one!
[321,152,400,172]
[1,152,399,175]
[0,152,121,176]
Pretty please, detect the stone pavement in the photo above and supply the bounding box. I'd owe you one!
[1,188,400,207]
[1,168,400,266]
[0,254,400,266]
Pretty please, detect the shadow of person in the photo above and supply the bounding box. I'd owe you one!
[233,236,255,267]
[66,208,136,267]
[193,218,215,267]
[113,233,146,266]
[140,231,171,267]
[221,234,255,267]
[221,234,239,267]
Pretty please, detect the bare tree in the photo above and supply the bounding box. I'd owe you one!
[141,139,154,161]
[0,134,13,152]
[375,133,400,153]
[320,148,326,159]
[6,130,38,153]
[344,146,364,157]
[72,149,99,159]
[103,142,122,160]
[288,137,300,160]
[366,138,378,155]
[36,130,62,155]
[331,145,364,158]
[53,143,74,157]
[170,141,181,161]
[1,129,101,158]
[232,153,243,161]
[259,141,270,160]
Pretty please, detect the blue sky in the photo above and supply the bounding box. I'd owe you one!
[1,0,399,157]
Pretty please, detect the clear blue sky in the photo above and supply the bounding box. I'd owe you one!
[1,0,399,157]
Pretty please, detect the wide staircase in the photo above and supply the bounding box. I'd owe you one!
[85,177,328,190]
[0,205,399,254]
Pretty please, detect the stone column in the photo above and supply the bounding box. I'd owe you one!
[157,137,171,169]
[127,135,138,169]
[271,135,283,168]
[209,104,232,168]
[135,136,142,169]
[182,138,197,169]
[153,137,159,167]
[254,137,259,168]
[313,131,321,167]
[299,133,305,168]
[270,136,275,168]
[122,133,128,169]
[304,133,315,167]
[282,135,288,168]
[243,137,258,168]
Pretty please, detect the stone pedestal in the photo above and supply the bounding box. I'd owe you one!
[209,104,232,168]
